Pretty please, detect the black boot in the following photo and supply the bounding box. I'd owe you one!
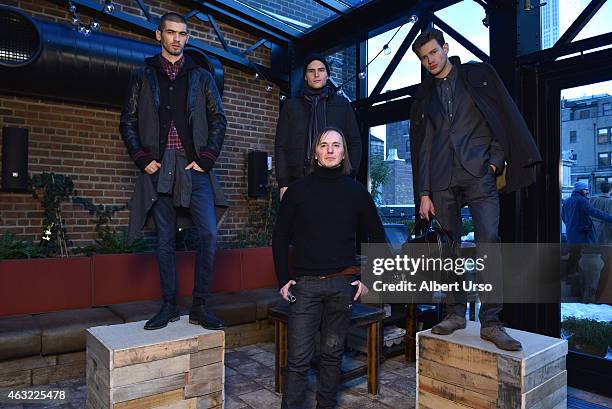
[144,300,180,330]
[189,298,224,330]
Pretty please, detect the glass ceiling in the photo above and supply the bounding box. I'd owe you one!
[227,0,372,34]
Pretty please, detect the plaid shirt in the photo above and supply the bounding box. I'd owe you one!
[160,55,185,150]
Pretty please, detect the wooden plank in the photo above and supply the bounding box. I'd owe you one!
[419,375,496,409]
[528,385,566,409]
[418,389,472,409]
[111,355,190,388]
[524,370,567,409]
[497,354,522,389]
[187,362,224,384]
[184,378,224,399]
[57,351,87,364]
[88,352,111,390]
[0,355,56,373]
[88,331,112,370]
[87,380,110,409]
[111,373,186,404]
[0,369,31,388]
[113,388,184,409]
[113,338,198,368]
[197,331,224,351]
[523,356,565,392]
[419,358,497,398]
[155,398,197,409]
[523,341,567,375]
[497,383,522,409]
[419,336,499,380]
[552,398,567,409]
[190,347,223,369]
[195,391,223,409]
[32,361,85,385]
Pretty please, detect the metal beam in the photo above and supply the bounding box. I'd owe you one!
[553,0,607,47]
[313,0,349,14]
[197,0,303,38]
[354,84,420,109]
[519,32,612,65]
[135,0,152,23]
[428,13,489,62]
[370,18,423,97]
[298,0,462,55]
[49,0,287,85]
[207,13,231,52]
[179,0,293,44]
[240,38,269,56]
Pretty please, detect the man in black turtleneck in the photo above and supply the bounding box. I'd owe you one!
[274,54,362,199]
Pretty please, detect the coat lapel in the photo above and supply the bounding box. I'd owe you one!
[144,67,160,111]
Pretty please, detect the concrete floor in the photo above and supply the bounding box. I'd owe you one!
[0,342,610,409]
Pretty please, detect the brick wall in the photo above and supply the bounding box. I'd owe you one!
[0,0,279,248]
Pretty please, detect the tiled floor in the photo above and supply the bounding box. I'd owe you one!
[1,342,611,408]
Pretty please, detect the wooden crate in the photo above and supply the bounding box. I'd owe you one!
[417,321,567,409]
[86,316,224,409]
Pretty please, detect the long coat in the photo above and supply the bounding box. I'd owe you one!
[409,57,542,203]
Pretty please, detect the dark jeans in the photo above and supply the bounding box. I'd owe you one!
[150,169,217,301]
[282,275,356,409]
[431,163,503,327]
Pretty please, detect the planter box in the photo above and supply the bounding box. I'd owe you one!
[0,257,91,316]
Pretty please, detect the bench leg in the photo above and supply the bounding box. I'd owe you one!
[367,321,380,395]
[274,320,288,394]
[405,304,416,362]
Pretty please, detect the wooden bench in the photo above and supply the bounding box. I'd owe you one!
[268,303,385,395]
[417,320,568,408]
[86,316,225,409]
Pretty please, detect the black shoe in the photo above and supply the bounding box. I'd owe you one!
[144,302,180,330]
[189,304,224,330]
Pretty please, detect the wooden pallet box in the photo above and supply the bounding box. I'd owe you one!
[86,316,224,409]
[417,321,568,409]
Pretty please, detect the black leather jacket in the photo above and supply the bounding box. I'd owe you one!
[119,55,227,172]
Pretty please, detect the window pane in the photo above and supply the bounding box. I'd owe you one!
[572,1,612,42]
[239,0,336,30]
[434,0,489,55]
[541,0,591,49]
[366,23,419,96]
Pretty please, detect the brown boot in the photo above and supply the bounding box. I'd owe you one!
[431,314,467,335]
[480,325,522,351]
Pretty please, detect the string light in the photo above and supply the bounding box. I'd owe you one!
[265,84,273,92]
[336,14,418,93]
[279,94,287,101]
[68,0,112,36]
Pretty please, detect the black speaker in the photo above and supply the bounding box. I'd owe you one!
[248,151,268,197]
[2,127,28,192]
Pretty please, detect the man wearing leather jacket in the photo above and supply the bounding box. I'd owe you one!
[119,12,226,331]
[409,29,542,351]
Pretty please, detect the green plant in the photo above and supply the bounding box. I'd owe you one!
[370,155,390,205]
[0,233,45,260]
[30,172,74,257]
[231,185,280,248]
[75,229,147,255]
[71,197,147,255]
[561,317,612,356]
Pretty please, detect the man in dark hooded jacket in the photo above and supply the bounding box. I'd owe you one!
[275,54,362,199]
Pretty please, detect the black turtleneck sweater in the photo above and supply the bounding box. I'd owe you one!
[272,165,386,287]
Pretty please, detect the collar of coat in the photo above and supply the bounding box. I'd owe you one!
[145,53,198,74]
[415,55,464,100]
